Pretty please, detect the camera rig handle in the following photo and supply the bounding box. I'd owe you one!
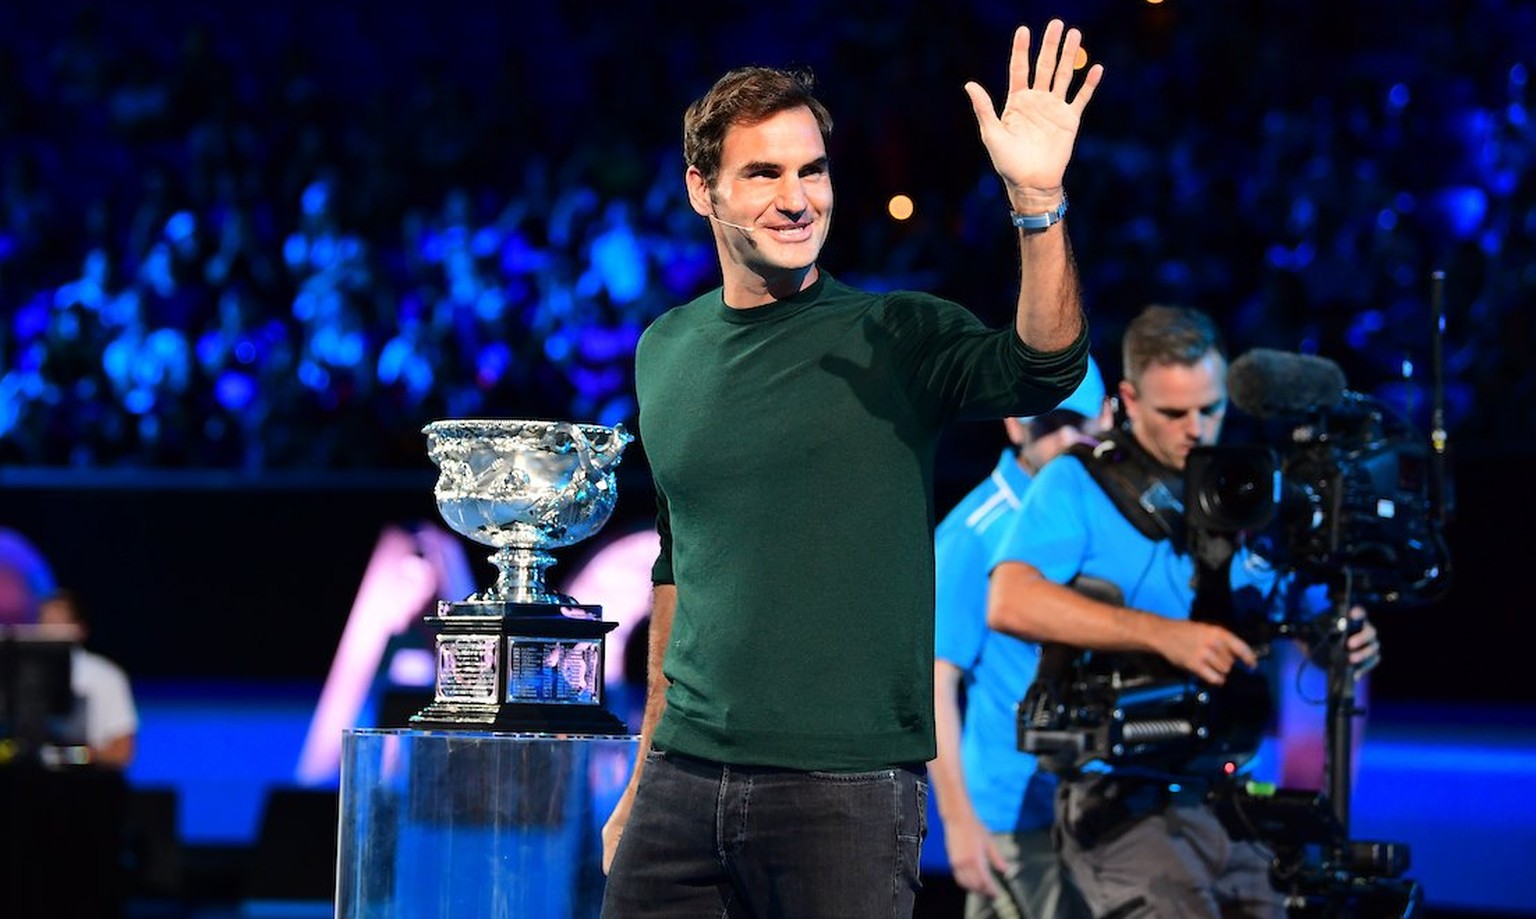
[1017,646,1273,779]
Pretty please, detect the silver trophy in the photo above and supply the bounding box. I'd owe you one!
[411,419,633,734]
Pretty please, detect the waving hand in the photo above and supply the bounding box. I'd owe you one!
[965,20,1103,199]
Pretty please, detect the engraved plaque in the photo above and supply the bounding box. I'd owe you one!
[435,635,500,704]
[507,637,603,705]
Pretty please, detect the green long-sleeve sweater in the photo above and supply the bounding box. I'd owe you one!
[636,273,1087,770]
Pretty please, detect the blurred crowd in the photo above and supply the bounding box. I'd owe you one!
[1,0,1531,471]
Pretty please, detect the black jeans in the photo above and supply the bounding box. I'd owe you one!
[602,750,928,918]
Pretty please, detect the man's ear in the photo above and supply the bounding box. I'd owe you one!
[1002,416,1029,448]
[1116,380,1137,424]
[685,166,714,218]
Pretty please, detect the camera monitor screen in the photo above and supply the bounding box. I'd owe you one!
[0,628,75,744]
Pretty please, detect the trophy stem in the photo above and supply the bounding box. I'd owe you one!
[487,546,569,604]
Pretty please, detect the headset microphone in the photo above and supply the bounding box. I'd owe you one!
[708,214,756,233]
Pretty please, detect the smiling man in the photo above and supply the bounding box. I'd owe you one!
[598,20,1102,919]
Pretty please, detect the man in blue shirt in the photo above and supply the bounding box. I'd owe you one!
[932,356,1108,919]
[985,306,1381,918]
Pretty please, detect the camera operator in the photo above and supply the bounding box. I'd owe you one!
[985,305,1381,918]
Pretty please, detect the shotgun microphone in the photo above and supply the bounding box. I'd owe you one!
[1227,349,1347,419]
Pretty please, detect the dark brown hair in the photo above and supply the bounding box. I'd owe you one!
[682,66,833,188]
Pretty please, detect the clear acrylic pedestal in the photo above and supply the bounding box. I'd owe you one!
[336,728,638,918]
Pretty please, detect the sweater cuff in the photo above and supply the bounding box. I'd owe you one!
[1012,323,1091,383]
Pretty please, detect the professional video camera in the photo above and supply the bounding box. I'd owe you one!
[1018,341,1454,917]
[1186,347,1452,609]
[1195,347,1450,915]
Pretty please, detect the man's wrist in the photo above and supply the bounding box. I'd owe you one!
[1007,184,1065,209]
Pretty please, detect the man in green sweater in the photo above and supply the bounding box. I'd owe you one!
[601,19,1102,919]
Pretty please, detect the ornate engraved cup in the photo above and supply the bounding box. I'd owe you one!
[425,419,631,604]
[413,419,633,734]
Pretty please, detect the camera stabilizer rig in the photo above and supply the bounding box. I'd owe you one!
[1020,275,1455,917]
[1018,622,1424,917]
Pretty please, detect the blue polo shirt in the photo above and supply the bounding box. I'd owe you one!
[934,449,1057,832]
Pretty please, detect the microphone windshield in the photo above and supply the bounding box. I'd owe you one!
[1228,348,1347,418]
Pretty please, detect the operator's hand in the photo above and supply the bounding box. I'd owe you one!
[964,20,1103,198]
[1347,605,1382,679]
[1159,620,1258,686]
[943,810,1008,900]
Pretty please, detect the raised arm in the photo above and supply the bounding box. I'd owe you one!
[601,582,676,873]
[965,20,1102,352]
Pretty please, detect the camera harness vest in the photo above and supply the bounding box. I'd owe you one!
[1064,429,1239,627]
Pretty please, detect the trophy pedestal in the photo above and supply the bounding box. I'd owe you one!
[336,728,638,918]
[410,600,629,736]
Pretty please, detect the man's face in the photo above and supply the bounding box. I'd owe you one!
[687,106,832,287]
[1121,350,1228,470]
[38,599,84,642]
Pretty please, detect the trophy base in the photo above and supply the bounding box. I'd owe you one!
[412,599,630,736]
[409,701,631,736]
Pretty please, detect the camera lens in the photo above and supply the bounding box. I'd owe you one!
[1190,447,1278,531]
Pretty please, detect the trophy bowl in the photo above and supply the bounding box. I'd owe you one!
[424,419,632,604]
